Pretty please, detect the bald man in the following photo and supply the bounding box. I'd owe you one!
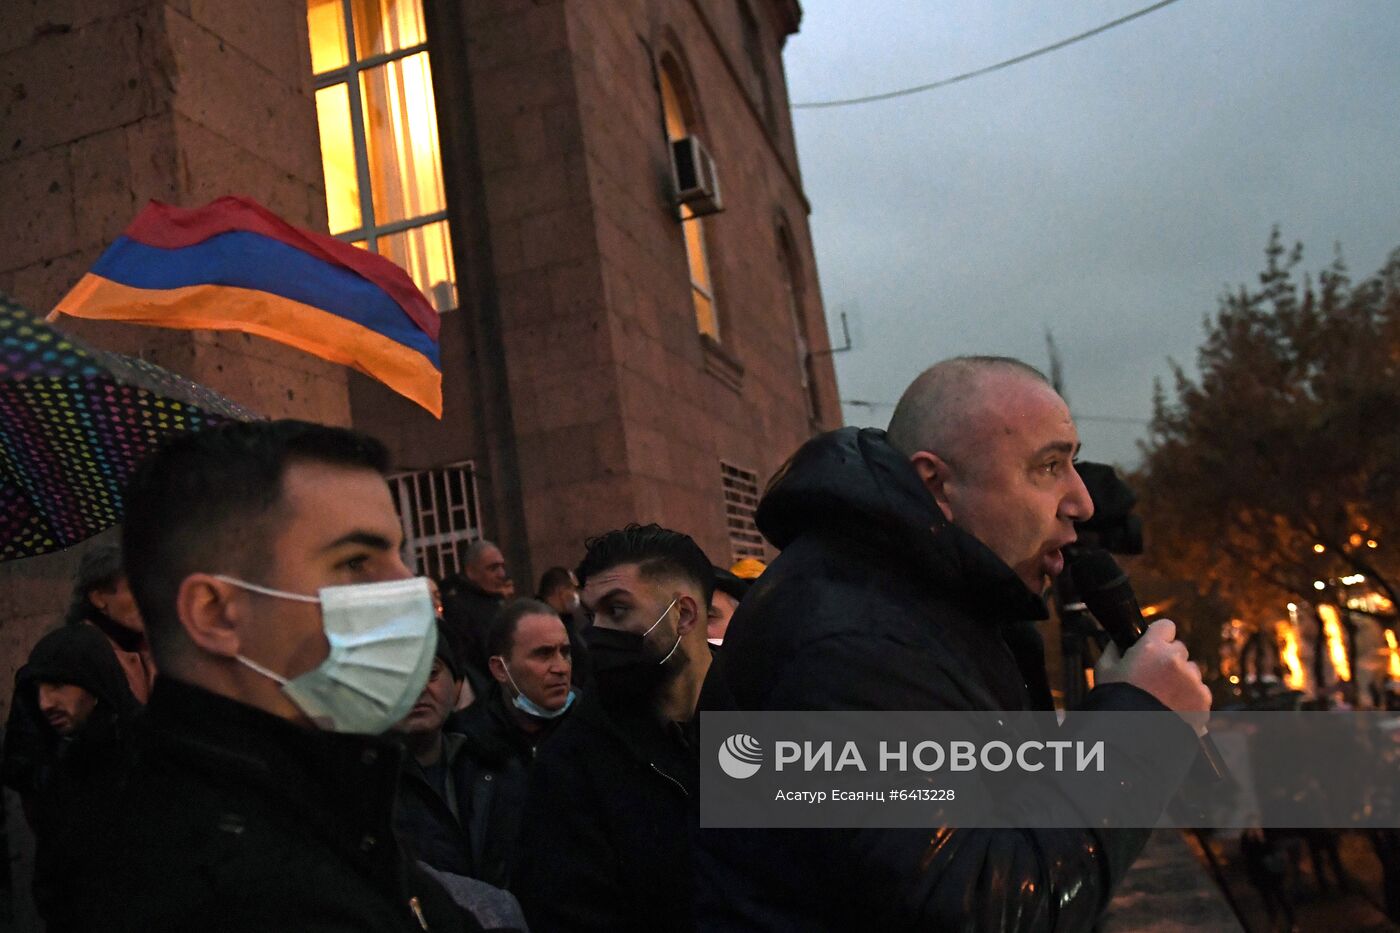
[698,356,1211,932]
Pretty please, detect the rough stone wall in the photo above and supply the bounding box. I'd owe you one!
[339,1,838,581]
[0,0,351,717]
[554,0,840,566]
[458,0,637,579]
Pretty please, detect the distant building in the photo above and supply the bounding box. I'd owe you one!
[0,0,838,691]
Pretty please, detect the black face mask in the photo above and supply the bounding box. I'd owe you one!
[582,626,673,710]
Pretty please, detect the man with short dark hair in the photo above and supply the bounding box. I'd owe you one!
[706,567,749,647]
[536,565,593,690]
[697,357,1211,931]
[440,540,510,690]
[536,567,580,617]
[65,543,155,702]
[444,598,574,887]
[513,524,713,932]
[48,419,480,932]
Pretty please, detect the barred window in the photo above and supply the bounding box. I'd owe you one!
[721,461,766,562]
[388,461,483,579]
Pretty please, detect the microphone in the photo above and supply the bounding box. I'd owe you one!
[1068,549,1148,654]
[1068,548,1228,781]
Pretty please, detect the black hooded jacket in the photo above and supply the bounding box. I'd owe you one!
[1,624,141,922]
[696,427,1197,932]
[1,623,139,805]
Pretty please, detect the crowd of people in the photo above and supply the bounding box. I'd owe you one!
[0,356,1214,932]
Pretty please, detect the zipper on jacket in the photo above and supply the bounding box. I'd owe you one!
[650,762,689,797]
[409,895,429,930]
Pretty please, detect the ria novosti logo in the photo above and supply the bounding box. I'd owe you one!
[718,733,764,779]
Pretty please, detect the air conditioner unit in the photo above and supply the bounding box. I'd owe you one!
[670,135,723,216]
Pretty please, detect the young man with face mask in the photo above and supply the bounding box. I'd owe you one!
[441,599,575,888]
[512,524,715,933]
[44,420,483,933]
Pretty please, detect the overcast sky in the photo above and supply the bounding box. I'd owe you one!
[784,0,1400,468]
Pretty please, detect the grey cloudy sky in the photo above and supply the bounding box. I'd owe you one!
[784,0,1400,468]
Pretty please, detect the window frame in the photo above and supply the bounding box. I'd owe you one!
[309,0,455,307]
[387,460,484,579]
[659,53,723,342]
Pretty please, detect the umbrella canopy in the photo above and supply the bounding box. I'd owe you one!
[0,292,259,561]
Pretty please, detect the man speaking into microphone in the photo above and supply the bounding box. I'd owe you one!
[697,356,1211,932]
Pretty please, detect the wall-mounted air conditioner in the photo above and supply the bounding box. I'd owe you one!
[670,135,723,217]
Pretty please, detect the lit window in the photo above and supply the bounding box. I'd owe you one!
[388,461,483,579]
[659,59,719,340]
[307,0,457,311]
[721,461,766,562]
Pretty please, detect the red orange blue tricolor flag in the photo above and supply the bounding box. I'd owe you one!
[51,196,443,417]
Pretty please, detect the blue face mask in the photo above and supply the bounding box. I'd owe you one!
[496,660,575,720]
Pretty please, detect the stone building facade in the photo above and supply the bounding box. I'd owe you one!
[0,0,838,703]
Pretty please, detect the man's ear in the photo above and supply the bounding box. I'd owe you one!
[487,654,510,685]
[175,574,248,659]
[674,593,702,637]
[909,451,958,522]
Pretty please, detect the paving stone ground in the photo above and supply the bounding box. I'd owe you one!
[1105,828,1400,933]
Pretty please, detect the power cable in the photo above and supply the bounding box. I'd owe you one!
[794,0,1184,110]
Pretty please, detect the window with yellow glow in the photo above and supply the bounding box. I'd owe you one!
[659,59,719,340]
[307,0,456,312]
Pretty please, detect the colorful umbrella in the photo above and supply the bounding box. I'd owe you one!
[0,292,259,561]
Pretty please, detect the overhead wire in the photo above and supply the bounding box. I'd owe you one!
[793,0,1185,110]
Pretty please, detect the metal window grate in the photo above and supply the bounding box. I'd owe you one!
[721,461,766,562]
[388,461,483,579]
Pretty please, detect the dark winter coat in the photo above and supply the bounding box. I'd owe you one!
[393,732,481,880]
[0,624,141,922]
[1,623,139,804]
[43,676,483,933]
[401,690,565,886]
[439,578,502,691]
[696,427,1198,933]
[512,689,699,933]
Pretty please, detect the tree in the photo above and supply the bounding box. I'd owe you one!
[1138,229,1400,629]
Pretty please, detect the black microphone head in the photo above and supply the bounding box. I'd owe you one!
[1068,548,1145,652]
[1068,548,1129,597]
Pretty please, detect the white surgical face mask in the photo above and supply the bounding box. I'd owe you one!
[217,575,437,735]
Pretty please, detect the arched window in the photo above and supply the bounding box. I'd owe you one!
[778,225,821,423]
[737,1,777,131]
[659,57,720,340]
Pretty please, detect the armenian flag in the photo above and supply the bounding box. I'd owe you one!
[52,196,443,416]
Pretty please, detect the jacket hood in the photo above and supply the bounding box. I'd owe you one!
[756,427,1046,621]
[19,624,141,722]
